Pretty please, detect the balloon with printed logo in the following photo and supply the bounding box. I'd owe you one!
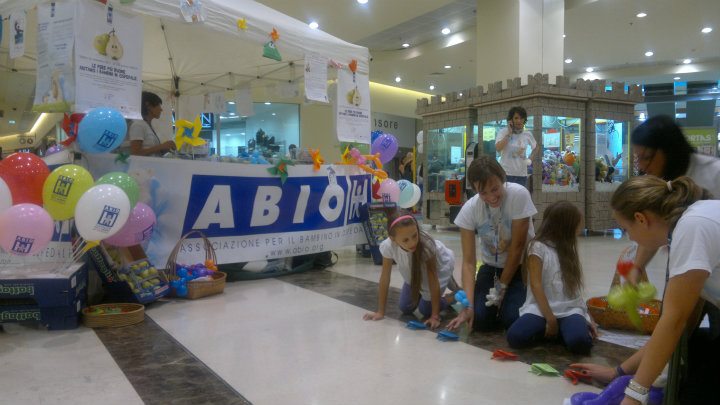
[0,152,50,205]
[397,180,415,208]
[371,130,383,144]
[377,178,400,203]
[0,177,11,213]
[95,172,139,208]
[0,203,54,256]
[74,184,131,241]
[77,107,127,153]
[42,164,94,220]
[371,133,399,164]
[104,203,156,247]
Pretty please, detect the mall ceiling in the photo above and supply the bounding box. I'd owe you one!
[258,0,720,94]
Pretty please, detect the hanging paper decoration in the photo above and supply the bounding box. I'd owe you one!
[309,149,324,171]
[267,158,294,184]
[174,115,206,149]
[237,18,247,31]
[180,0,205,23]
[348,59,357,73]
[263,28,281,61]
[59,113,86,146]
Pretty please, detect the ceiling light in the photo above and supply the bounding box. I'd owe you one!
[585,67,594,73]
[458,92,463,97]
[564,58,573,64]
[308,21,319,30]
[402,43,410,48]
[429,85,435,90]
[264,102,271,105]
[682,58,692,64]
[228,101,235,105]
[357,0,368,4]
[225,133,232,136]
[701,27,713,33]
[272,113,276,116]
[562,34,566,38]
[229,112,236,116]
[636,12,647,18]
[673,77,681,80]
[8,120,16,124]
[644,51,654,57]
[444,65,452,69]
[441,27,451,35]
[394,76,401,83]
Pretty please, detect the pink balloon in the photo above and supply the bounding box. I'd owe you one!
[377,179,400,203]
[0,204,54,256]
[103,202,157,247]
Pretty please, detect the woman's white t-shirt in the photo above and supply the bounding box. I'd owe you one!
[379,237,455,300]
[453,182,537,268]
[496,127,537,177]
[518,240,591,322]
[121,119,162,155]
[668,200,720,309]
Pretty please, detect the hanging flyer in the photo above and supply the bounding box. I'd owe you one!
[33,2,75,113]
[304,52,329,103]
[9,11,26,59]
[336,68,370,143]
[74,0,143,118]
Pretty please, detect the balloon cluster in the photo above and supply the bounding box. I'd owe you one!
[454,290,470,308]
[169,260,218,298]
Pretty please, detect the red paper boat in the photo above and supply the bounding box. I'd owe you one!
[491,349,518,361]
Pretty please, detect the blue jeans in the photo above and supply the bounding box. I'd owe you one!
[505,175,528,189]
[506,313,593,354]
[399,283,448,318]
[473,264,526,331]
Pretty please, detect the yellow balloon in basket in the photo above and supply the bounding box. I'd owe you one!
[41,164,95,220]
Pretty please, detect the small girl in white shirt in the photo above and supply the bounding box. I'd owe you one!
[363,210,455,329]
[506,201,596,354]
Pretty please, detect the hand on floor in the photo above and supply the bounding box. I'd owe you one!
[363,312,384,321]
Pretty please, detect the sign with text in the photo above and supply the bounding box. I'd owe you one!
[33,2,75,112]
[684,127,717,156]
[371,112,418,148]
[336,69,370,144]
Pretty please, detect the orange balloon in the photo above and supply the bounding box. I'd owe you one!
[0,153,50,205]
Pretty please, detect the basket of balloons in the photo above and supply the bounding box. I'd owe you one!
[163,231,226,299]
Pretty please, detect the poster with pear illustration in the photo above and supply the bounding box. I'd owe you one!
[335,66,370,143]
[74,0,143,118]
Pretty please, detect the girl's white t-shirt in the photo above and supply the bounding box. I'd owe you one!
[453,182,537,268]
[668,200,720,309]
[518,240,591,322]
[496,127,537,177]
[379,237,455,300]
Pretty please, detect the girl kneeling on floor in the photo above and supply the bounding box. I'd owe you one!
[506,200,597,354]
[363,210,456,329]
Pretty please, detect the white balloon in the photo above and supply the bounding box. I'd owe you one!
[416,130,423,145]
[74,184,131,241]
[0,177,11,213]
[406,184,422,207]
[417,142,424,154]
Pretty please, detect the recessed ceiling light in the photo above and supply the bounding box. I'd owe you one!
[701,27,713,33]
[458,92,463,97]
[564,58,573,64]
[682,58,692,64]
[636,12,647,18]
[394,76,402,83]
[357,0,368,4]
[562,34,566,38]
[402,43,410,48]
[444,65,452,69]
[644,51,654,57]
[441,27,451,35]
[585,67,594,73]
[229,112,236,116]
[673,77,681,80]
[8,120,16,124]
[429,85,435,90]
[225,133,232,136]
[308,21,319,30]
[228,101,235,105]
[264,102,271,105]
[272,113,276,116]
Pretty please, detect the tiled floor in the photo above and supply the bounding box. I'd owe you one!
[0,226,669,405]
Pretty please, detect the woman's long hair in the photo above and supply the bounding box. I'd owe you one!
[386,209,435,307]
[525,201,584,298]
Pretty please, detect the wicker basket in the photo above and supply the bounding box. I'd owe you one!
[82,303,145,328]
[164,231,226,299]
[586,271,662,334]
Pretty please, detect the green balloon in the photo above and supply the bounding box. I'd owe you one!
[95,172,139,208]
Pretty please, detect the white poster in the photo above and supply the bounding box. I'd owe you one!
[336,69,370,143]
[74,1,143,118]
[204,92,226,114]
[33,2,75,113]
[304,52,329,103]
[9,11,26,59]
[234,84,254,117]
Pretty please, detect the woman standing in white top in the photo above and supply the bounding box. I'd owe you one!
[506,200,596,354]
[495,106,538,190]
[127,91,176,157]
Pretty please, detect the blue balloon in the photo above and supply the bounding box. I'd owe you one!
[177,268,189,279]
[77,107,127,153]
[176,283,188,298]
[371,130,383,144]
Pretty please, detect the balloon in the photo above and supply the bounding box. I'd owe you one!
[0,204,54,256]
[397,180,414,207]
[77,107,127,153]
[402,184,422,208]
[42,164,95,220]
[377,179,400,203]
[0,177,11,213]
[372,179,381,200]
[417,142,423,154]
[416,130,423,145]
[371,130,383,144]
[371,133,399,164]
[74,184,131,241]
[96,172,139,208]
[0,152,50,205]
[103,203,156,247]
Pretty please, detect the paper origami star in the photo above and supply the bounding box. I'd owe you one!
[309,149,324,171]
[267,158,294,184]
[237,18,247,31]
[175,115,206,149]
[270,28,279,42]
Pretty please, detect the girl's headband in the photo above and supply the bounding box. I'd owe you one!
[390,215,415,230]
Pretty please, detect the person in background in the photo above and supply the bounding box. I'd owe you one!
[447,155,537,331]
[363,209,456,329]
[506,201,596,354]
[287,144,297,160]
[495,106,538,190]
[398,151,414,182]
[572,175,720,404]
[126,91,176,157]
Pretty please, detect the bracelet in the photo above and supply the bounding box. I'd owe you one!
[615,365,626,377]
[624,380,649,405]
[627,379,649,395]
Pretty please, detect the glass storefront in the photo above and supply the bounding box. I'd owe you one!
[425,125,469,193]
[217,102,299,159]
[481,117,535,160]
[594,118,629,191]
[541,116,581,192]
